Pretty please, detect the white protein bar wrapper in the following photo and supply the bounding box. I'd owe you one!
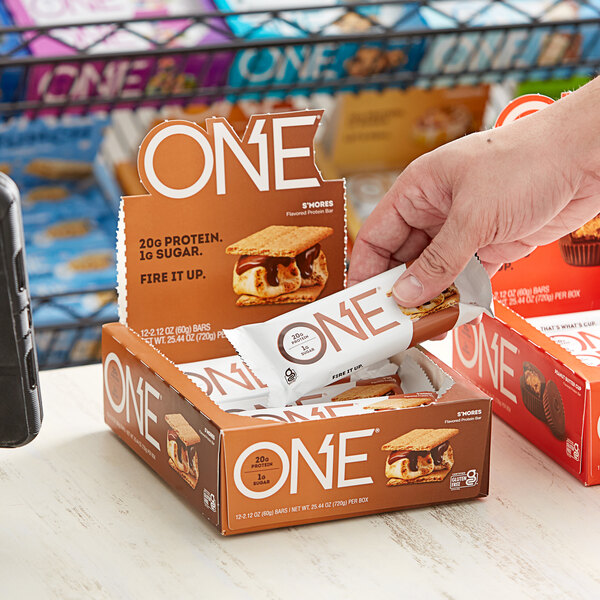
[178,356,397,405]
[178,354,268,403]
[225,256,492,407]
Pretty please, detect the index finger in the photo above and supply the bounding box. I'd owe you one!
[347,193,412,286]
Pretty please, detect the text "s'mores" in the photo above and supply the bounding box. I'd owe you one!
[226,225,332,306]
[382,428,458,485]
[165,414,201,489]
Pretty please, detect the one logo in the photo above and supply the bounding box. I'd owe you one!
[495,94,554,127]
[284,368,297,384]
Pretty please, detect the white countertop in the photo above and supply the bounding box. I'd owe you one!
[2,339,600,600]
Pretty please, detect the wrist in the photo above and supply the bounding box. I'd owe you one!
[545,78,600,175]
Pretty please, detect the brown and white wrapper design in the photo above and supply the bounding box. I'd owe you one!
[178,355,397,406]
[238,393,438,423]
[225,257,493,407]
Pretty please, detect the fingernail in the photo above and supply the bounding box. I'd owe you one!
[393,274,423,304]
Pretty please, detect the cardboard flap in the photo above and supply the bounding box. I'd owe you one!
[118,111,346,364]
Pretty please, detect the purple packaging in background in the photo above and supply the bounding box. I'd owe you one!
[5,0,233,111]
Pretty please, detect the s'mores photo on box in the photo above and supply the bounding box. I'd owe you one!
[382,428,458,485]
[165,413,201,489]
[226,225,333,306]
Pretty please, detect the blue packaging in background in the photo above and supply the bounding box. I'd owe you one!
[418,1,583,86]
[0,114,119,366]
[0,1,26,104]
[214,0,428,97]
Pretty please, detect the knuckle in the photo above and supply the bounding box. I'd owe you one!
[419,241,455,277]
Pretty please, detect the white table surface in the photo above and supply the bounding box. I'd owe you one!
[2,339,600,600]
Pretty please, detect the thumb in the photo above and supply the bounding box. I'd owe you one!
[392,213,478,307]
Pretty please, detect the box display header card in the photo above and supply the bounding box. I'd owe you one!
[118,111,346,362]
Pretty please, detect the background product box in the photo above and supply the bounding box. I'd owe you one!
[492,241,600,318]
[214,0,427,98]
[453,303,600,485]
[5,0,232,110]
[319,85,489,175]
[418,1,582,86]
[103,324,492,535]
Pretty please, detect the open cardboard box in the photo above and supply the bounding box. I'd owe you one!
[102,110,492,534]
[453,303,600,486]
[104,326,492,534]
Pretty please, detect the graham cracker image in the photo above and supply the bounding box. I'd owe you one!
[165,413,201,489]
[382,428,458,452]
[226,225,333,306]
[226,225,332,257]
[387,468,452,486]
[331,382,399,403]
[364,393,436,411]
[236,285,324,306]
[399,284,459,321]
[382,428,458,485]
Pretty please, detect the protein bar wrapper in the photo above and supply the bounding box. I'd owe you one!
[239,392,438,423]
[178,355,397,405]
[225,256,493,407]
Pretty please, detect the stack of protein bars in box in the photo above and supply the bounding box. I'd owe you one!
[180,353,440,424]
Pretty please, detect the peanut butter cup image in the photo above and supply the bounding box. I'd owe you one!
[382,428,458,485]
[226,225,332,306]
[520,361,546,421]
[558,214,600,266]
[398,284,459,321]
[165,414,201,489]
[542,380,566,440]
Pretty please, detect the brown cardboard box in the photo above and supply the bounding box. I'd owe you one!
[103,325,492,534]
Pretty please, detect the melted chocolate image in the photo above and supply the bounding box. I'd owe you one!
[236,255,293,287]
[296,244,320,278]
[388,449,430,471]
[167,430,198,472]
[388,440,449,471]
[430,440,449,465]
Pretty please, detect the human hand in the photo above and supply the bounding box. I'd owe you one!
[347,80,600,308]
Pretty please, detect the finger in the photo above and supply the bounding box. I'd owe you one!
[392,210,477,307]
[477,241,536,266]
[390,228,430,264]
